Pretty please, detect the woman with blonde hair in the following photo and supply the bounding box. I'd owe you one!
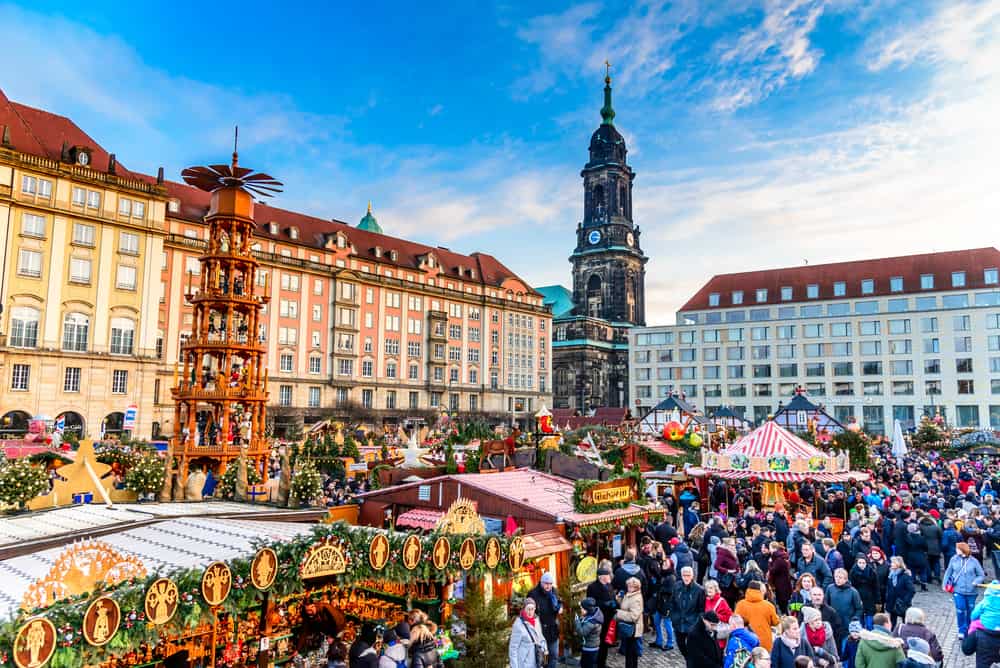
[616,577,644,668]
[769,616,816,668]
[885,556,915,628]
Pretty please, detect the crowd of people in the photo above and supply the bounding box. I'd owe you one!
[510,444,1000,668]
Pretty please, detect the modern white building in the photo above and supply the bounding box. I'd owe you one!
[629,248,1000,433]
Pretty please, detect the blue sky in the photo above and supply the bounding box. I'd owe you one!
[1,1,998,323]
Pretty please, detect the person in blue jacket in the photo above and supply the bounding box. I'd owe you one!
[722,614,759,668]
[944,541,986,637]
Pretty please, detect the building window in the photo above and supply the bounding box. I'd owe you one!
[361,360,373,377]
[116,265,137,290]
[309,356,322,374]
[708,293,720,307]
[862,361,883,375]
[986,268,999,285]
[833,382,853,396]
[731,291,743,304]
[833,362,853,376]
[62,313,90,351]
[109,369,127,394]
[803,284,817,299]
[361,389,374,408]
[861,279,874,294]
[926,380,942,395]
[280,353,294,372]
[952,271,966,287]
[958,379,975,394]
[109,318,135,355]
[890,277,903,292]
[64,367,81,393]
[409,391,420,409]
[17,249,42,277]
[953,315,971,331]
[863,381,883,396]
[11,364,30,391]
[308,387,321,408]
[119,232,140,255]
[921,274,934,289]
[279,385,293,406]
[888,319,911,335]
[923,338,940,354]
[9,307,40,348]
[924,359,941,374]
[386,361,397,378]
[338,359,353,376]
[890,359,913,375]
[69,257,92,284]
[859,321,880,336]
[409,363,419,380]
[805,363,825,377]
[72,222,96,246]
[833,282,846,297]
[312,304,322,322]
[956,358,974,373]
[755,289,767,303]
[22,213,45,237]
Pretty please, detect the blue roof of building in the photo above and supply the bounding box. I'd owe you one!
[537,285,575,319]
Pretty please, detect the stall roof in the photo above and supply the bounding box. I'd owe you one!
[395,508,444,531]
[523,529,573,559]
[359,469,654,527]
[0,502,313,549]
[0,517,312,621]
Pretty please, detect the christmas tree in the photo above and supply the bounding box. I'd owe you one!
[290,461,323,506]
[124,453,167,496]
[218,455,262,500]
[0,459,49,509]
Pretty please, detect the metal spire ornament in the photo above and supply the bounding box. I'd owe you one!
[181,127,283,198]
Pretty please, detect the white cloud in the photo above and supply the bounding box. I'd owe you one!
[710,0,828,111]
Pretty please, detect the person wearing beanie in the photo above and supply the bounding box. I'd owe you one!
[685,610,723,668]
[841,621,863,668]
[586,565,616,668]
[944,541,986,637]
[896,607,944,664]
[800,606,839,668]
[528,572,563,668]
[899,636,935,668]
[574,597,603,668]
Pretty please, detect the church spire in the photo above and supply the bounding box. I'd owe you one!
[600,60,615,126]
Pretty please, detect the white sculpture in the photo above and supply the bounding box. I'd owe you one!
[403,428,430,468]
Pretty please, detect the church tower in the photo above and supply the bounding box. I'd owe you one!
[570,68,647,325]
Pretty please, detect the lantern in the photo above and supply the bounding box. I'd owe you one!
[663,421,685,441]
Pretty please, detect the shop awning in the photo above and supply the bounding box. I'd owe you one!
[395,508,444,531]
[523,529,573,560]
[708,470,869,483]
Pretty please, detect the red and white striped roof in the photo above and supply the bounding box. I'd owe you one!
[711,470,869,483]
[725,420,824,459]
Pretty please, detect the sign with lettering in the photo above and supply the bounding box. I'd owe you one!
[581,478,637,506]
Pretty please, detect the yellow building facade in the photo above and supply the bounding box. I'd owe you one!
[0,108,166,438]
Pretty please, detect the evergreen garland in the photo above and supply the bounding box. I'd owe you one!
[290,461,323,507]
[0,459,49,509]
[123,454,166,495]
[217,456,262,500]
[0,523,519,666]
[572,471,643,514]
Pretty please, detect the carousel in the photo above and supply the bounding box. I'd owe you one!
[690,420,869,509]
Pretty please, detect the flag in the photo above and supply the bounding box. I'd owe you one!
[54,415,65,432]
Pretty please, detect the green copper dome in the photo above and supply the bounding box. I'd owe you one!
[358,201,383,234]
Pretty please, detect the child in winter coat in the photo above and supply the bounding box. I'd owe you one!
[379,630,408,668]
[840,622,862,668]
[972,581,1000,631]
[575,598,604,668]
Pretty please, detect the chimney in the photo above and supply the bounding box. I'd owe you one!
[1,125,10,146]
[60,140,70,162]
[156,167,164,185]
[107,153,116,175]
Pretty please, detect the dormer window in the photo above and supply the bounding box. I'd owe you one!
[389,250,398,261]
[756,289,767,303]
[781,286,793,301]
[861,279,874,295]
[337,234,347,249]
[732,291,743,304]
[952,271,966,287]
[267,222,278,235]
[288,227,299,240]
[708,293,720,307]
[374,246,383,258]
[168,199,180,213]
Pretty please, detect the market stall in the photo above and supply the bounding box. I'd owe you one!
[689,420,869,513]
[0,516,522,668]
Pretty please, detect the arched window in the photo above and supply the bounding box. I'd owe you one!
[586,275,603,318]
[619,183,627,216]
[592,184,605,219]
[9,307,39,348]
[62,313,90,352]
[109,317,135,355]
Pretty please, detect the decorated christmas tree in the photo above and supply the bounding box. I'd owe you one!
[458,579,510,668]
[124,453,167,496]
[290,460,323,506]
[0,459,49,509]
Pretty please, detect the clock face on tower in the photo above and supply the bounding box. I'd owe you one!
[626,232,635,247]
[587,229,602,245]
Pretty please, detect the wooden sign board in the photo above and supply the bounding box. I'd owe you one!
[582,478,637,506]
